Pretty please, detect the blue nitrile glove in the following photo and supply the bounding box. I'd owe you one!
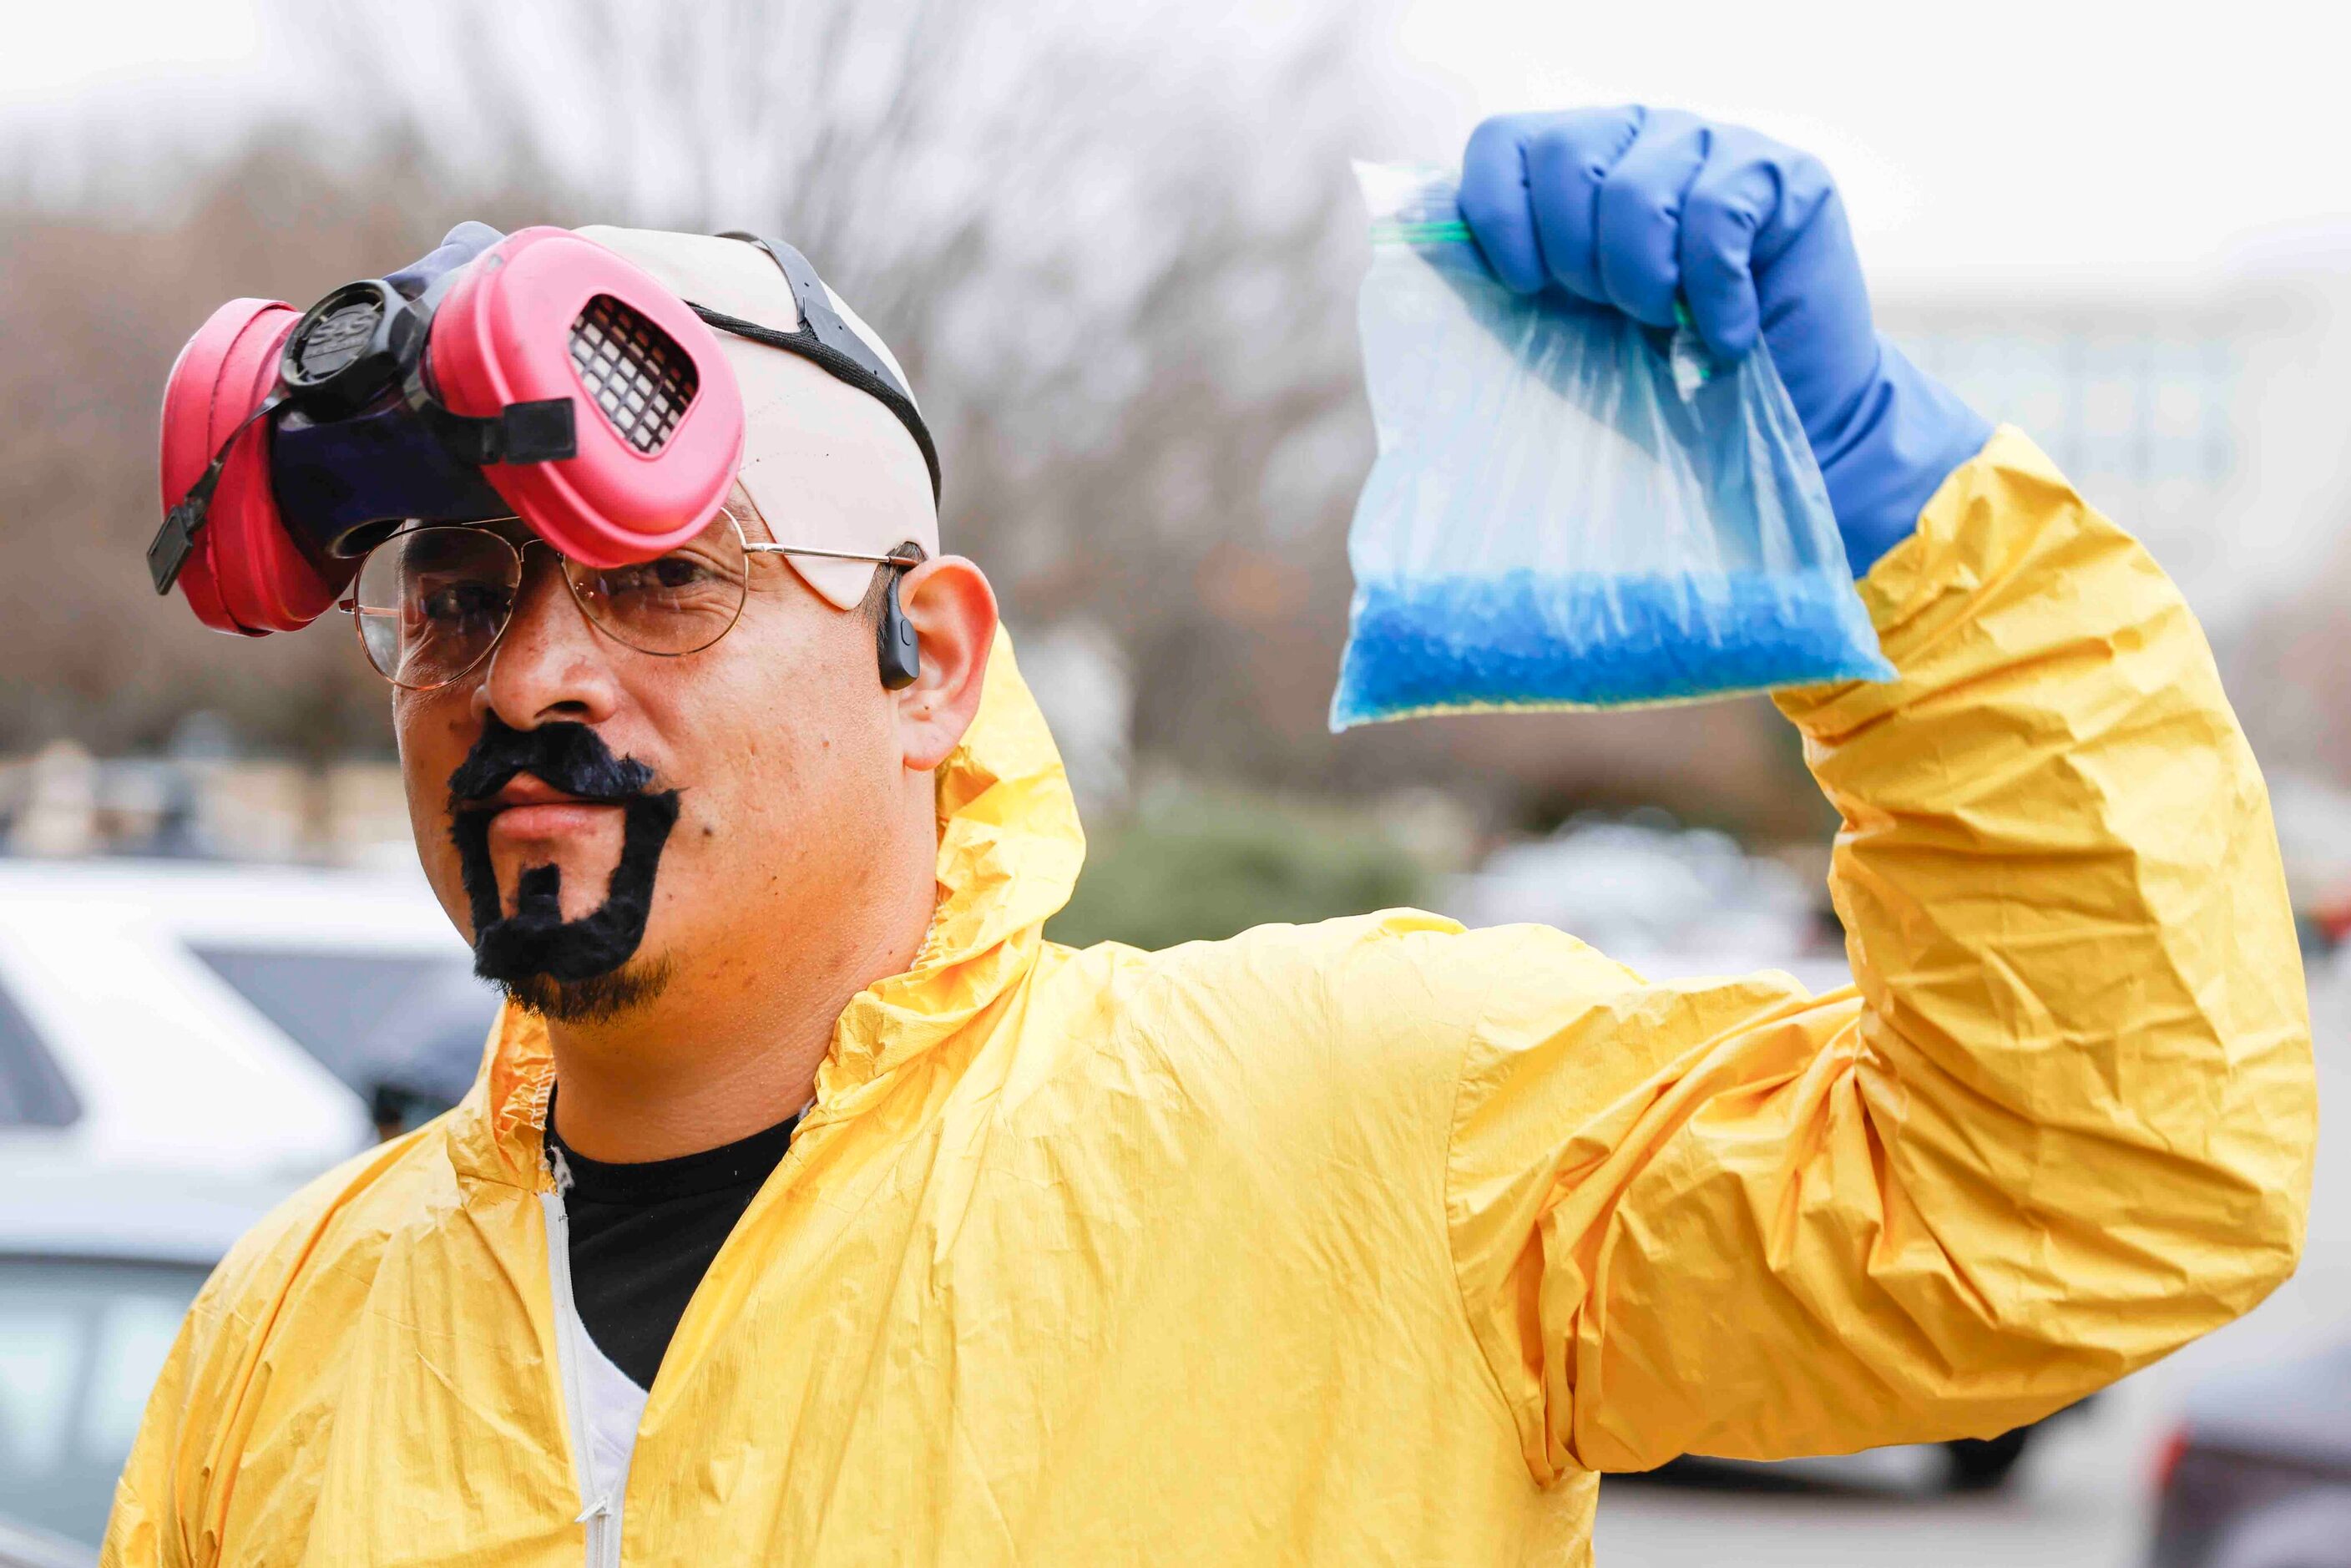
[1457,107,1990,575]
[383,220,507,304]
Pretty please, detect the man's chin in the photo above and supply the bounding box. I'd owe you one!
[499,956,675,1027]
[487,834,627,917]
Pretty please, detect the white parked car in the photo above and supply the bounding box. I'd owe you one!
[0,1167,296,1559]
[0,857,498,1184]
[0,857,500,1557]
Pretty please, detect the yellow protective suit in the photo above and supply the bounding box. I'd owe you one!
[105,430,2315,1566]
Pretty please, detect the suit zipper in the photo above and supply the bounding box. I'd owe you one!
[537,1098,816,1566]
[544,1154,623,1568]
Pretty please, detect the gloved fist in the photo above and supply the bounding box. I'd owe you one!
[1457,106,1990,574]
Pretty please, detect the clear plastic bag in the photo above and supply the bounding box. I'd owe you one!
[1328,163,1894,731]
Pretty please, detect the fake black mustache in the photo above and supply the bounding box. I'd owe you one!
[446,717,681,987]
[447,716,660,808]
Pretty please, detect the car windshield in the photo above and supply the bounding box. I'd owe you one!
[0,1255,209,1546]
[0,973,79,1130]
[188,944,497,1112]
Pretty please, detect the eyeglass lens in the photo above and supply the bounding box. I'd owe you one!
[349,511,754,689]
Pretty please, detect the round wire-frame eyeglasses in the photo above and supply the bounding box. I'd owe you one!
[337,507,921,691]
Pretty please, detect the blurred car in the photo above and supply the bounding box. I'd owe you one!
[0,861,497,1557]
[1443,816,1851,994]
[0,1166,294,1556]
[0,857,498,1177]
[2148,1341,2351,1567]
[1646,1404,2086,1497]
[0,1516,95,1568]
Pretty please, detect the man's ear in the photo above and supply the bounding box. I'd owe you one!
[893,556,997,771]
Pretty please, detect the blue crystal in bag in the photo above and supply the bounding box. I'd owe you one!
[1328,164,1893,731]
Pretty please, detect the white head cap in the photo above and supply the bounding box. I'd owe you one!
[575,225,938,609]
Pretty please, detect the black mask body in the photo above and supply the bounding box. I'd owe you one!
[446,718,681,986]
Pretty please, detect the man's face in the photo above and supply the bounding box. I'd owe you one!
[393,500,912,1024]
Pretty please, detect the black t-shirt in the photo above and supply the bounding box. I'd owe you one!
[545,1101,804,1390]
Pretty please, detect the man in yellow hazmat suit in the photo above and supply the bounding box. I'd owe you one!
[105,106,2315,1565]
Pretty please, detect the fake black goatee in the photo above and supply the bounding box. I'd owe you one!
[446,716,682,1023]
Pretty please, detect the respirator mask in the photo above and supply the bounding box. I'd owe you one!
[150,224,940,645]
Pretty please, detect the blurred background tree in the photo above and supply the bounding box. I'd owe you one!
[1047,783,1428,951]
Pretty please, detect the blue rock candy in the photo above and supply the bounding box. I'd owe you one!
[1329,569,1895,730]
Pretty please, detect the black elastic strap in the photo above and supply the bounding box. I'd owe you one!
[148,390,289,594]
[685,232,943,503]
[720,233,913,404]
[401,364,576,467]
[686,302,943,504]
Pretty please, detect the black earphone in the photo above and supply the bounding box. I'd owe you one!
[877,548,923,690]
[877,569,920,690]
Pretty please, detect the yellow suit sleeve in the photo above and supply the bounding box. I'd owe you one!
[1443,427,2318,1480]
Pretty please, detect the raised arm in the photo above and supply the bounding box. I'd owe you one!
[1437,108,2315,1479]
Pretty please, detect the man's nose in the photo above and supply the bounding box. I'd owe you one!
[473,549,622,731]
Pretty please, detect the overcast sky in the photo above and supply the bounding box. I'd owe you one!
[1392,0,2351,293]
[9,0,2349,293]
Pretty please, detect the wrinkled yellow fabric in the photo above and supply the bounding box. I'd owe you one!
[104,429,2314,1567]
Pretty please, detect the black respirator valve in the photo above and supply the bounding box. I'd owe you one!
[282,281,426,418]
